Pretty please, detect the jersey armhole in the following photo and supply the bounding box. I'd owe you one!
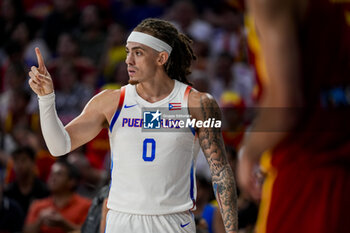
[184,86,196,136]
[109,86,126,132]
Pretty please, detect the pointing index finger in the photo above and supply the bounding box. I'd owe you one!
[35,47,46,70]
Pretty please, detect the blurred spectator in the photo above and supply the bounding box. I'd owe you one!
[11,18,52,67]
[4,146,49,214]
[8,126,56,182]
[0,61,27,122]
[191,38,210,72]
[231,61,255,107]
[193,174,225,233]
[100,62,129,90]
[166,0,213,43]
[0,164,25,233]
[48,33,96,88]
[209,52,254,106]
[0,125,16,179]
[77,0,110,12]
[3,88,38,135]
[22,0,52,20]
[110,0,166,31]
[0,0,25,47]
[99,23,127,84]
[83,127,111,176]
[208,6,244,60]
[24,158,91,233]
[42,0,80,52]
[54,61,94,125]
[189,70,210,93]
[0,139,11,169]
[0,59,26,92]
[67,151,108,199]
[209,52,235,101]
[0,40,25,88]
[77,5,107,66]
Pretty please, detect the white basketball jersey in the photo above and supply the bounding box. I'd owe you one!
[107,80,200,215]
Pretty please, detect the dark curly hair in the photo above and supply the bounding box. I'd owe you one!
[133,18,196,85]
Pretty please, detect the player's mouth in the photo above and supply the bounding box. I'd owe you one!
[128,68,136,76]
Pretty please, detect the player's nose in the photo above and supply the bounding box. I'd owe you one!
[125,53,135,66]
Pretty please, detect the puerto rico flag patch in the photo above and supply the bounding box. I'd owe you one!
[169,102,181,111]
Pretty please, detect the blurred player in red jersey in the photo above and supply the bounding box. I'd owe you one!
[238,0,350,233]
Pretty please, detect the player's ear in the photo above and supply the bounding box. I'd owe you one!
[157,51,169,65]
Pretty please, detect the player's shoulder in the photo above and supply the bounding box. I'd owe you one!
[83,88,123,117]
[95,88,122,98]
[188,89,220,120]
[188,88,218,108]
[91,88,122,105]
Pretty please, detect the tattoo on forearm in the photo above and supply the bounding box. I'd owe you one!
[213,166,238,232]
[197,95,238,232]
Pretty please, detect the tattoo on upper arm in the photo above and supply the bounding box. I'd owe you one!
[197,95,238,232]
[197,95,225,173]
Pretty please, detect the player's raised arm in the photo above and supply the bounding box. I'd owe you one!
[189,91,238,233]
[28,47,72,156]
[28,48,115,156]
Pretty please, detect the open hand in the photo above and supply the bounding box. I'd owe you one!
[28,47,54,96]
[237,147,264,202]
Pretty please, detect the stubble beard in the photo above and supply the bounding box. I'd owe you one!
[128,79,139,85]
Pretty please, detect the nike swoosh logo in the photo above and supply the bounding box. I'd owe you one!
[180,222,190,228]
[124,104,137,108]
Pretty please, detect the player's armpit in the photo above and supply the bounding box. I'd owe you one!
[189,92,238,233]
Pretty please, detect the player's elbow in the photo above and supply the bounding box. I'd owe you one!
[45,133,72,157]
[47,145,69,157]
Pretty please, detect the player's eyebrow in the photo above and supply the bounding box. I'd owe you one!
[126,45,146,51]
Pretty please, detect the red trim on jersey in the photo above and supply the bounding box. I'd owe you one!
[109,86,126,132]
[184,85,192,103]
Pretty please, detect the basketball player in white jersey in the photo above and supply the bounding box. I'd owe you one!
[28,18,238,233]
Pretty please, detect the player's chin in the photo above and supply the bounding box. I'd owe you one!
[128,78,139,85]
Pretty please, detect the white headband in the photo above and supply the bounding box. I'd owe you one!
[127,31,172,55]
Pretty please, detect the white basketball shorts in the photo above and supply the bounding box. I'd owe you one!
[105,209,195,233]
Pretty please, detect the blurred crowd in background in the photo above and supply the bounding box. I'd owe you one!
[0,0,259,232]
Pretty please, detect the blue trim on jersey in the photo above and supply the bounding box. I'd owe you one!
[189,125,196,136]
[190,160,195,201]
[109,153,114,190]
[109,108,122,132]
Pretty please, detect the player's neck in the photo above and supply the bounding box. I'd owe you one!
[136,76,174,103]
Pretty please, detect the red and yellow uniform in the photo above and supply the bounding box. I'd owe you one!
[245,13,269,102]
[253,1,350,232]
